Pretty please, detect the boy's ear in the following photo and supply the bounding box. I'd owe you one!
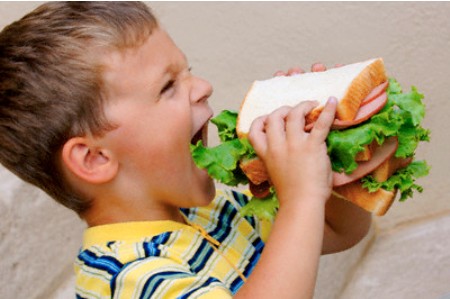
[61,137,118,184]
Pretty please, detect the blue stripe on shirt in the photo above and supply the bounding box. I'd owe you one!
[139,271,192,299]
[188,239,215,273]
[209,201,236,244]
[78,250,123,275]
[231,190,256,227]
[143,232,172,257]
[178,276,223,299]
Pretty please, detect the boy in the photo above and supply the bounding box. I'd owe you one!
[0,2,371,298]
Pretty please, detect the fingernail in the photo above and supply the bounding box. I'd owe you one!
[328,97,337,104]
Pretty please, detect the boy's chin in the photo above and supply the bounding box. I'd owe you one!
[190,162,216,205]
[196,176,216,206]
[204,177,216,201]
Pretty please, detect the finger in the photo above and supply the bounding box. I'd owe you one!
[311,62,327,72]
[334,63,344,68]
[285,101,319,139]
[273,70,286,77]
[248,115,268,156]
[287,67,305,76]
[264,106,291,144]
[310,97,337,142]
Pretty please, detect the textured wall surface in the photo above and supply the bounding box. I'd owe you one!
[1,2,449,298]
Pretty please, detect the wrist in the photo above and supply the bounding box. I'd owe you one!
[277,188,329,209]
[276,192,327,223]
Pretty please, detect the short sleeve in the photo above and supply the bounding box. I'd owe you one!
[112,257,232,299]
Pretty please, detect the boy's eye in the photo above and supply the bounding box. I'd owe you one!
[161,80,175,95]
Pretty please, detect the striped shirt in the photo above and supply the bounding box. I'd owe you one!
[74,189,272,298]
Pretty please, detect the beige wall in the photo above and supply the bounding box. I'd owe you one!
[1,2,449,298]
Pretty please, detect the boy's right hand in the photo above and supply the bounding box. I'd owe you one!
[248,97,337,206]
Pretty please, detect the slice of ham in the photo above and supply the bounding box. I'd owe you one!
[330,92,387,130]
[249,180,271,199]
[333,137,398,187]
[305,81,389,131]
[361,81,389,106]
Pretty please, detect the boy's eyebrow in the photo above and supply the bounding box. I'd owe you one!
[165,53,189,75]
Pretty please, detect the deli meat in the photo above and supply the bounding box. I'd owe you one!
[361,81,389,106]
[305,82,389,131]
[331,92,387,130]
[333,137,398,187]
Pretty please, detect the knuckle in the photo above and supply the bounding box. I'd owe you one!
[267,107,288,122]
[314,119,328,131]
[311,63,327,72]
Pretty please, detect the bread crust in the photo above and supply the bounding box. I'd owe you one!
[355,143,374,162]
[333,182,396,216]
[239,157,269,185]
[372,156,413,182]
[336,58,387,121]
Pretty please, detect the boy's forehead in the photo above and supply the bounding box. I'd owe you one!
[101,29,187,96]
[106,29,184,69]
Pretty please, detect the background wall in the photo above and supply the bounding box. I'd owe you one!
[1,2,449,298]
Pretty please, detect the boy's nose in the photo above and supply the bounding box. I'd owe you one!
[190,76,213,104]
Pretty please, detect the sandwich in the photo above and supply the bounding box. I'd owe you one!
[191,58,430,220]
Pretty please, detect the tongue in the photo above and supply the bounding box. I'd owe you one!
[191,129,203,145]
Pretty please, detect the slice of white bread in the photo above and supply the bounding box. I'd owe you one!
[236,58,387,137]
[332,182,396,216]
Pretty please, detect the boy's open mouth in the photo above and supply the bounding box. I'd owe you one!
[191,123,208,146]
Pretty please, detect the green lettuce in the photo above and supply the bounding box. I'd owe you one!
[239,191,279,221]
[361,160,430,201]
[190,111,255,186]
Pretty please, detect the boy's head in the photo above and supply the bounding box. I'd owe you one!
[0,2,158,214]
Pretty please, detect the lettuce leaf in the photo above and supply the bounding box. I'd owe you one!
[190,112,256,186]
[191,138,251,186]
[240,191,279,221]
[361,160,430,201]
[210,110,239,142]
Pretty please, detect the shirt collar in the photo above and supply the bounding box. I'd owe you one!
[82,220,189,249]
